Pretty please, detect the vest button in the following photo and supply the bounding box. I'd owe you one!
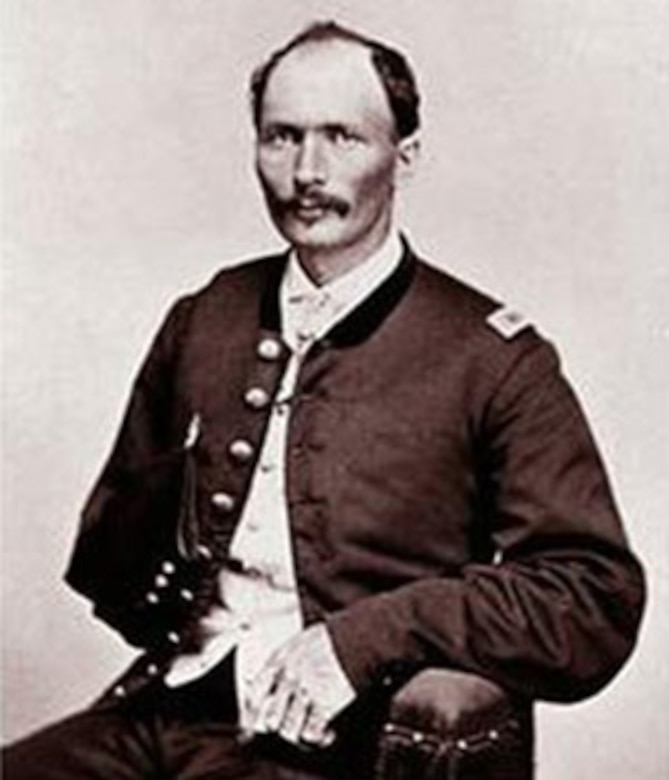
[211,491,235,512]
[229,439,254,463]
[257,338,282,361]
[244,387,271,410]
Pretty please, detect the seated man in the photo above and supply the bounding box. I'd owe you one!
[3,21,645,780]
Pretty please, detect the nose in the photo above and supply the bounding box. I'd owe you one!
[293,133,327,189]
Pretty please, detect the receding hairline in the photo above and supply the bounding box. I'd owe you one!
[259,38,396,119]
[250,22,421,139]
[269,33,379,65]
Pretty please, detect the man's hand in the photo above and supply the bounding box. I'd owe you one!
[240,623,356,748]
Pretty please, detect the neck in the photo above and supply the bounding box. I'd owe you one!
[296,216,394,287]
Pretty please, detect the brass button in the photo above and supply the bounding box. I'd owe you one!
[146,663,159,677]
[211,492,235,512]
[161,561,176,575]
[154,574,169,589]
[146,591,160,605]
[167,631,180,645]
[180,588,194,602]
[257,338,282,361]
[244,387,271,410]
[229,439,254,463]
[113,685,127,698]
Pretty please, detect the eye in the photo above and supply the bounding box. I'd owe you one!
[260,126,300,148]
[325,126,362,148]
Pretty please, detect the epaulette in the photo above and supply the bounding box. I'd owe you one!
[486,305,530,340]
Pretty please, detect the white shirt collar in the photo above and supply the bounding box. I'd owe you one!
[280,230,404,352]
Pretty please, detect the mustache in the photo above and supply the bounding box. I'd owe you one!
[271,191,350,218]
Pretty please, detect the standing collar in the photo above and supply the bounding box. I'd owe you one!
[260,233,417,347]
[283,230,403,307]
[280,231,404,350]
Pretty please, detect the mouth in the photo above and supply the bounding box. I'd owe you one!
[264,187,350,228]
[293,200,329,223]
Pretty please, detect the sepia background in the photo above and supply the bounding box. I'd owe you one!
[2,1,668,776]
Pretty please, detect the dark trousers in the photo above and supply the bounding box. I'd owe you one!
[3,657,379,779]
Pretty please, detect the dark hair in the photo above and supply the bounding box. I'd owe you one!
[250,21,421,139]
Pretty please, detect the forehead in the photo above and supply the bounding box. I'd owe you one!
[260,41,395,132]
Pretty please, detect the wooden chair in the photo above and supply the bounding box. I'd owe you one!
[374,669,533,779]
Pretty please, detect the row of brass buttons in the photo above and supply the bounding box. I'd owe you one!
[115,339,287,701]
[209,336,282,518]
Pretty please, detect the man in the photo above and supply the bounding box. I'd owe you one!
[4,21,645,779]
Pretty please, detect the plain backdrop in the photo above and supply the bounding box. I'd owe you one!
[2,1,668,777]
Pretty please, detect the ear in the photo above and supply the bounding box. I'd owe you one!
[396,133,421,182]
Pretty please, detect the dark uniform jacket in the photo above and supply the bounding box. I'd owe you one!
[66,241,645,710]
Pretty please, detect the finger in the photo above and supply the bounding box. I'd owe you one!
[278,690,310,745]
[256,674,294,734]
[299,705,336,748]
[245,660,284,732]
[239,675,262,736]
[238,698,260,740]
[237,701,254,739]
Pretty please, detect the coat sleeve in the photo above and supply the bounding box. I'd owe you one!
[64,296,198,647]
[326,336,646,703]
